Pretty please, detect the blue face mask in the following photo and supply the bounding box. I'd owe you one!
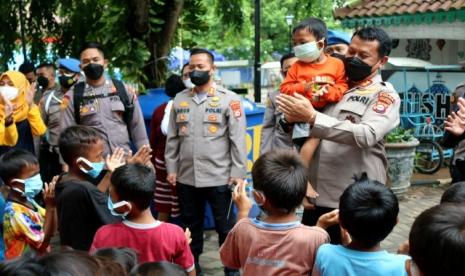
[77,157,105,179]
[107,195,131,218]
[12,174,43,199]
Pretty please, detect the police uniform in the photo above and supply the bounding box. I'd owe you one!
[443,83,465,183]
[260,91,294,154]
[59,79,148,155]
[39,86,64,182]
[164,85,247,262]
[302,74,400,242]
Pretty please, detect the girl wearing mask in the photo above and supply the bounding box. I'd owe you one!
[0,71,46,153]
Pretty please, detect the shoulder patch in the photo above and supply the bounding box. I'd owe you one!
[229,100,242,118]
[372,91,396,114]
[60,95,70,110]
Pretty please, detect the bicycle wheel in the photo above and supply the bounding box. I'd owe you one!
[415,141,444,174]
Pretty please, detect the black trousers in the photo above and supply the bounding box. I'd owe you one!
[302,206,342,244]
[176,183,235,261]
[39,145,62,183]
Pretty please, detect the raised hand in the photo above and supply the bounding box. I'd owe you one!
[105,147,126,172]
[43,175,59,207]
[127,145,152,166]
[445,111,465,136]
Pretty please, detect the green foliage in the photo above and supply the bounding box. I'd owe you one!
[386,127,416,143]
[0,0,348,87]
[180,0,346,61]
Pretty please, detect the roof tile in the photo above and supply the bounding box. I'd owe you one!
[334,0,465,19]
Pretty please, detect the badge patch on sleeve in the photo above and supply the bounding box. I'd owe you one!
[372,92,395,114]
[229,100,242,118]
[60,95,70,111]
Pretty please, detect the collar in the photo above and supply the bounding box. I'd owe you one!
[250,218,301,230]
[122,220,162,229]
[347,74,383,94]
[190,83,217,97]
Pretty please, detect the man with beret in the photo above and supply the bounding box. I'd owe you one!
[39,58,82,182]
[325,29,351,59]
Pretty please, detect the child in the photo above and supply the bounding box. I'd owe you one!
[0,149,56,259]
[280,18,348,164]
[93,247,138,274]
[56,125,125,251]
[90,163,195,275]
[130,262,188,276]
[312,173,409,276]
[440,181,465,204]
[219,150,329,275]
[408,203,465,276]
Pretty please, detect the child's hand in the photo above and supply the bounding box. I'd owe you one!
[315,84,329,96]
[127,145,152,166]
[232,180,252,215]
[105,147,126,172]
[316,209,339,229]
[43,175,58,208]
[185,228,192,244]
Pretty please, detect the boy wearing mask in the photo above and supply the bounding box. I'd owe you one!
[55,125,126,250]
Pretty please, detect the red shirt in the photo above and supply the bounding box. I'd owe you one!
[90,220,194,271]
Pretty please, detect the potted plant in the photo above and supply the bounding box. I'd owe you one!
[385,127,419,199]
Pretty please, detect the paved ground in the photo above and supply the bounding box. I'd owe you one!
[199,172,448,276]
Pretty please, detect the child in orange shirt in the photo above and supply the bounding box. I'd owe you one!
[280,18,348,202]
[280,18,348,162]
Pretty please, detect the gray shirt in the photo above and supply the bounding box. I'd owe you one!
[40,86,64,146]
[309,75,400,208]
[165,86,247,187]
[60,79,148,155]
[260,91,295,154]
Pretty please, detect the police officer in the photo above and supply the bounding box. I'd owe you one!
[324,29,351,59]
[260,53,297,154]
[39,58,81,182]
[60,42,148,156]
[165,48,247,276]
[277,27,400,243]
[443,83,465,183]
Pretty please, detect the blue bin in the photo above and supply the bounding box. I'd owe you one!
[139,89,264,228]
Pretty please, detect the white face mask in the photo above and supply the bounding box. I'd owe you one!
[0,86,19,100]
[183,78,195,89]
[294,41,323,63]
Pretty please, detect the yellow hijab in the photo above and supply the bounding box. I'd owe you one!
[0,71,30,122]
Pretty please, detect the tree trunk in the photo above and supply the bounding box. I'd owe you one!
[145,0,185,88]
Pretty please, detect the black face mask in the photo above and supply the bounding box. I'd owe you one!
[83,63,104,80]
[344,56,374,82]
[37,76,49,90]
[59,75,77,89]
[189,70,211,86]
[331,52,346,61]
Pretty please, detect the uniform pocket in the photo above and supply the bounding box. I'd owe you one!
[110,100,125,120]
[176,113,190,136]
[203,113,225,137]
[338,100,368,123]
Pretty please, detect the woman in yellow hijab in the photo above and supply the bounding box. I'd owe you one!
[0,71,46,152]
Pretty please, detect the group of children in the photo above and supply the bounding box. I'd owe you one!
[0,126,195,275]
